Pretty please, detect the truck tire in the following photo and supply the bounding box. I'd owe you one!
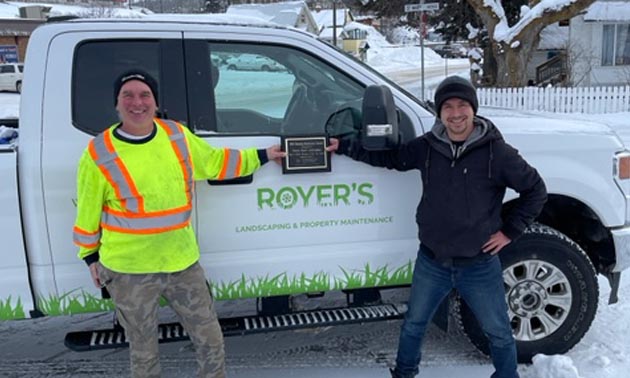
[16,81,21,93]
[456,224,598,362]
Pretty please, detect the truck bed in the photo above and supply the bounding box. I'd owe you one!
[0,145,34,320]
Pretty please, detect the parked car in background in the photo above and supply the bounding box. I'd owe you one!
[0,63,24,93]
[225,54,286,71]
[432,43,467,59]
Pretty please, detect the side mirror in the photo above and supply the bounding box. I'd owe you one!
[361,85,399,151]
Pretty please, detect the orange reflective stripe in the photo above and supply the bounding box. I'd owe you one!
[218,148,230,180]
[102,220,190,235]
[89,138,124,207]
[90,131,143,213]
[101,207,192,234]
[155,118,194,203]
[218,148,243,180]
[103,203,192,218]
[235,152,242,177]
[88,120,194,234]
[103,132,144,213]
[72,226,101,248]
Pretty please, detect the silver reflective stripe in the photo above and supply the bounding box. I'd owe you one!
[102,208,192,232]
[159,119,193,194]
[222,149,242,179]
[91,133,141,213]
[73,230,101,246]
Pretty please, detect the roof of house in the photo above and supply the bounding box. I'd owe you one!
[318,25,345,40]
[584,1,630,22]
[226,1,308,27]
[312,8,349,29]
[538,23,569,50]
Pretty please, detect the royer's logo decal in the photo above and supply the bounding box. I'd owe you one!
[257,182,374,210]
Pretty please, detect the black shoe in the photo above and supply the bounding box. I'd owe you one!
[390,367,413,378]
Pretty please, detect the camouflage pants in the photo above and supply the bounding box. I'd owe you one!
[97,261,226,378]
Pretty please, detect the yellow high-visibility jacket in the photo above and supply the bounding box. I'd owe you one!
[73,118,262,273]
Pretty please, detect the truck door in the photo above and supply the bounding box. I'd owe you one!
[35,32,186,315]
[182,33,421,300]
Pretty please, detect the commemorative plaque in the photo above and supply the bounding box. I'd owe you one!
[281,135,331,174]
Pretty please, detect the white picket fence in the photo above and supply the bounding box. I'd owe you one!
[427,86,630,114]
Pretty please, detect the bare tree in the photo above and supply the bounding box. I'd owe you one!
[565,39,597,87]
[466,0,595,87]
[79,4,117,19]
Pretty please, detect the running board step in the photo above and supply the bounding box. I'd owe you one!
[64,303,406,352]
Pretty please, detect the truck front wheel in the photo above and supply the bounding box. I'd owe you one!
[457,224,599,362]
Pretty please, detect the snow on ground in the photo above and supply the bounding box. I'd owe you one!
[346,20,465,78]
[519,275,630,378]
[0,92,18,119]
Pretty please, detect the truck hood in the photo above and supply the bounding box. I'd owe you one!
[478,107,617,138]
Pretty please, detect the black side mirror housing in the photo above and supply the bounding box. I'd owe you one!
[361,85,399,151]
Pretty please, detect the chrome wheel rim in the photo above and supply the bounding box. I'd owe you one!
[503,259,572,341]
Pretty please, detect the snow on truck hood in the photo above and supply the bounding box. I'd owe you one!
[479,107,616,136]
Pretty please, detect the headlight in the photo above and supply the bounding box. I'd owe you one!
[613,151,630,223]
[614,151,630,179]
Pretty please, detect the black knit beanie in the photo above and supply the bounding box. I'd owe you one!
[434,76,478,117]
[114,70,159,106]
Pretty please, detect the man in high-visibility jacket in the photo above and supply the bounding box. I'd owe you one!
[73,70,286,378]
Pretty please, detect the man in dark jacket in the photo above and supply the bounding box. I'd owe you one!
[332,76,547,378]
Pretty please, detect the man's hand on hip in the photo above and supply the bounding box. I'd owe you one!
[482,231,511,255]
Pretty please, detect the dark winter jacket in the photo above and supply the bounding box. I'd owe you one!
[338,116,547,260]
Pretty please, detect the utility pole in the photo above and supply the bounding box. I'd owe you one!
[420,1,425,100]
[332,1,337,47]
[404,1,440,101]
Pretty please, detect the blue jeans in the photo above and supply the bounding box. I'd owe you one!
[392,246,519,378]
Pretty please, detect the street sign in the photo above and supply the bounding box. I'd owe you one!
[0,45,18,63]
[404,3,440,12]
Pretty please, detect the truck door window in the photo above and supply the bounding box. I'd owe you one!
[190,42,365,136]
[72,40,187,136]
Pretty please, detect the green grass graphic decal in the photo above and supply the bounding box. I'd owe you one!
[37,289,114,316]
[0,262,414,319]
[0,296,25,320]
[336,263,413,290]
[213,262,413,300]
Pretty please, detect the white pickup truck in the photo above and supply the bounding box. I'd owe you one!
[1,16,628,362]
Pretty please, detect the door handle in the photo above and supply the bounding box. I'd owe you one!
[207,175,254,185]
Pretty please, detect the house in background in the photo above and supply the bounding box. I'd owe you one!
[525,0,629,87]
[226,1,319,35]
[0,5,51,62]
[528,22,570,86]
[568,0,630,86]
[312,6,353,48]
